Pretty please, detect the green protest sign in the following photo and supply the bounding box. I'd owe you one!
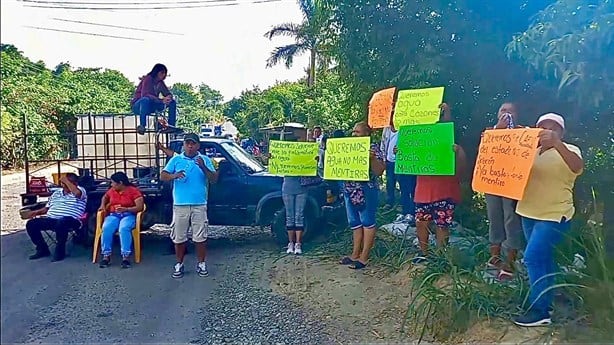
[323,137,370,181]
[395,122,455,176]
[269,140,318,176]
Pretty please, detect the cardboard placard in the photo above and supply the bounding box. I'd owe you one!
[269,140,319,176]
[395,122,456,176]
[323,137,370,181]
[472,128,541,200]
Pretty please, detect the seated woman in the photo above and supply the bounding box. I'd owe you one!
[97,172,145,268]
[130,63,178,135]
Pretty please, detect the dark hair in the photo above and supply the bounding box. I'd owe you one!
[65,172,79,184]
[110,172,133,187]
[356,122,372,135]
[332,129,345,138]
[147,63,167,78]
[313,126,322,131]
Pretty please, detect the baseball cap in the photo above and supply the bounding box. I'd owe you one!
[183,133,200,143]
[536,113,565,130]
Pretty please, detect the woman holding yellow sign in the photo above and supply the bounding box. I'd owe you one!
[338,122,386,270]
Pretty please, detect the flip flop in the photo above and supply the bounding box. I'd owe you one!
[349,261,367,270]
[339,256,355,265]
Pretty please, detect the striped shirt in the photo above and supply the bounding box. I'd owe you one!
[46,187,87,220]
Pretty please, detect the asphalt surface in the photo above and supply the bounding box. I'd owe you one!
[1,232,348,344]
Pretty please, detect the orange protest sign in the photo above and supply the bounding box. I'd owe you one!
[472,128,541,200]
[368,87,396,129]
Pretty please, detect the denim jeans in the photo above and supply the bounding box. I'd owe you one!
[101,212,136,257]
[344,185,379,229]
[131,97,177,127]
[385,161,397,205]
[385,161,416,215]
[397,174,417,215]
[521,216,571,313]
[282,193,308,229]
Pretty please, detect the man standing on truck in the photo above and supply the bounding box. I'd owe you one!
[23,173,87,262]
[161,133,218,278]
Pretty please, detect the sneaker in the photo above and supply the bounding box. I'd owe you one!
[196,262,209,277]
[294,243,302,255]
[99,256,111,268]
[513,310,552,327]
[286,242,295,254]
[411,255,428,265]
[121,258,131,269]
[172,262,184,279]
[136,125,146,135]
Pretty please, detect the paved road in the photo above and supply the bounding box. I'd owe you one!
[1,232,348,344]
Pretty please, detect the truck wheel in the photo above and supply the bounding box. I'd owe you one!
[271,206,322,247]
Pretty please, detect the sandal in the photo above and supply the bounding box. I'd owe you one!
[497,269,514,282]
[339,256,356,265]
[349,261,367,270]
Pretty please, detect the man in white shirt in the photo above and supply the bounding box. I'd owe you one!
[380,122,416,224]
[24,173,87,262]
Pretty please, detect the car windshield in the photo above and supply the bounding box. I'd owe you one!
[221,142,265,174]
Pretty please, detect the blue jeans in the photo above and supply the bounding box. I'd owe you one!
[385,161,416,215]
[101,212,136,257]
[398,174,417,215]
[344,185,379,229]
[283,192,308,229]
[521,216,571,313]
[131,97,177,127]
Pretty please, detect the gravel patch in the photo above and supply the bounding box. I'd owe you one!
[197,251,347,345]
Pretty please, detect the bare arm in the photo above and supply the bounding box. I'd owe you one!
[160,171,181,182]
[554,141,584,174]
[454,144,468,182]
[369,153,386,177]
[61,177,82,198]
[131,197,145,213]
[98,193,109,211]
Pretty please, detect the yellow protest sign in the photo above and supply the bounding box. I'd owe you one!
[472,128,541,200]
[323,137,370,181]
[368,87,396,129]
[393,86,445,128]
[269,140,319,176]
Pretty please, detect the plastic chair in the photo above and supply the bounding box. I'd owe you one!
[92,204,146,264]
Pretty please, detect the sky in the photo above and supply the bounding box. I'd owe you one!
[0,0,309,101]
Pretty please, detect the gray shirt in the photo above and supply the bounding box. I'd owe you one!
[282,176,308,195]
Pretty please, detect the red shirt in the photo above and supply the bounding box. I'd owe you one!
[105,186,142,212]
[130,75,172,106]
[414,175,461,204]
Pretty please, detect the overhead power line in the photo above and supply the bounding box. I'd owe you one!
[24,26,144,40]
[51,18,184,35]
[23,0,235,5]
[20,0,285,10]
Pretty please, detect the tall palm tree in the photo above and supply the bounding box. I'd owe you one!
[264,0,330,87]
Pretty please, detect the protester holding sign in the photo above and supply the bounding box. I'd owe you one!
[410,103,468,264]
[380,117,416,225]
[338,122,385,270]
[513,113,584,327]
[484,102,525,281]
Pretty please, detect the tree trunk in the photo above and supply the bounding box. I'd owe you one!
[308,48,316,87]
